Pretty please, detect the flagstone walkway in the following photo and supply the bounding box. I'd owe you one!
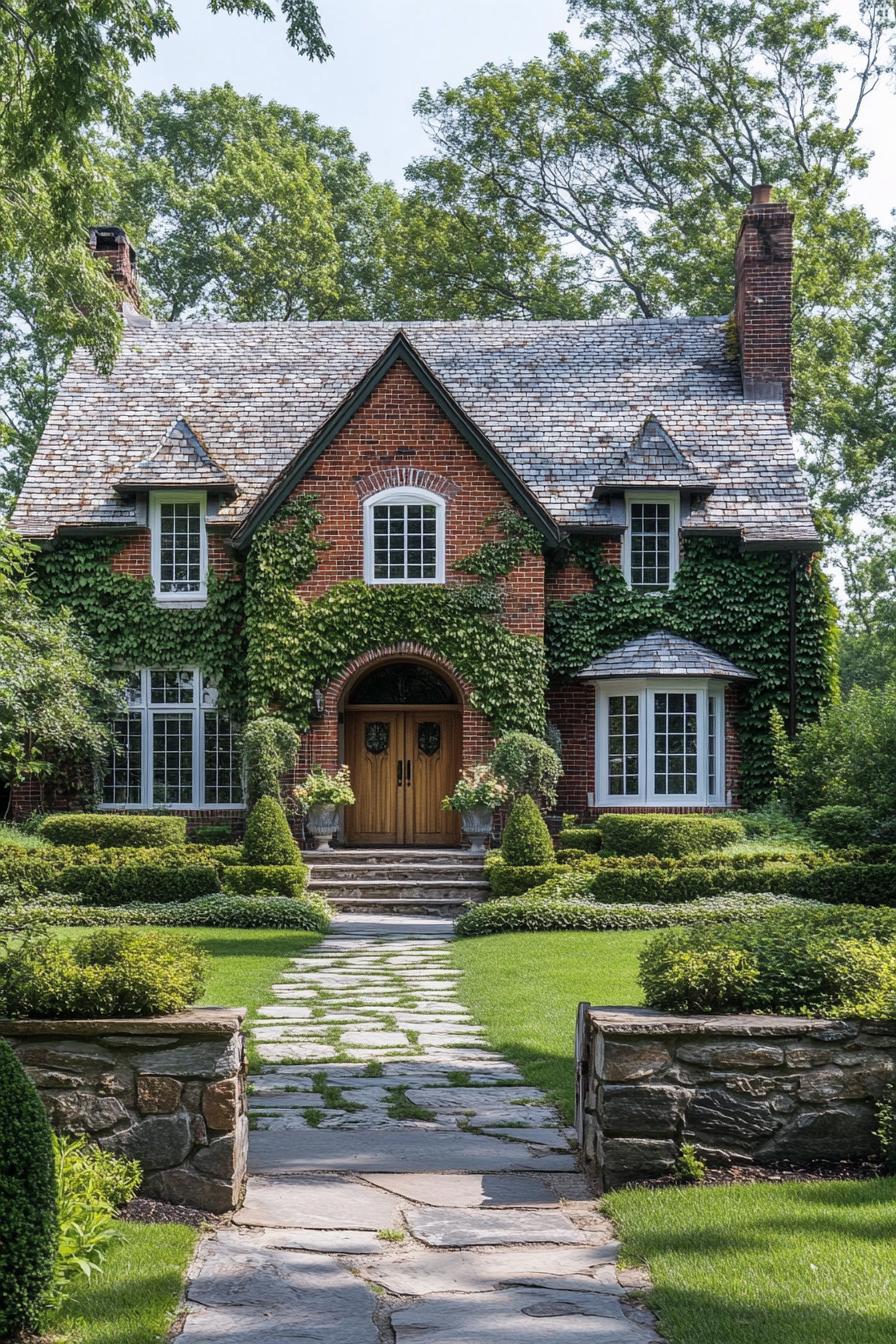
[176,914,660,1342]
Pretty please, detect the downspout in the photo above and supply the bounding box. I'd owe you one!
[788,554,799,738]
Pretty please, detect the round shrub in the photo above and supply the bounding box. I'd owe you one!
[242,796,300,866]
[39,813,187,849]
[0,1038,58,1338]
[638,910,896,1017]
[599,813,744,857]
[0,928,206,1018]
[807,805,875,849]
[500,795,554,866]
[490,731,562,806]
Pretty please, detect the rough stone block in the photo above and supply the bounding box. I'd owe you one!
[203,1077,238,1131]
[49,1091,128,1133]
[143,1166,238,1215]
[137,1075,183,1115]
[762,1104,878,1161]
[688,1087,786,1142]
[601,1084,687,1138]
[676,1041,784,1070]
[602,1138,677,1187]
[114,1112,193,1171]
[601,1040,671,1082]
[129,1038,241,1080]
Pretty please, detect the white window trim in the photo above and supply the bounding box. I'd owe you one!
[593,677,726,808]
[623,491,680,591]
[363,486,446,585]
[150,490,208,606]
[100,667,245,811]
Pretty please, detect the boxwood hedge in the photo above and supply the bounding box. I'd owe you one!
[39,813,187,849]
[455,893,827,937]
[598,813,745,856]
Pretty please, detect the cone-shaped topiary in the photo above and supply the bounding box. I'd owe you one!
[0,1038,58,1339]
[242,796,300,866]
[500,794,554,866]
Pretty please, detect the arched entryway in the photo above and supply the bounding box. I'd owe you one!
[342,659,461,845]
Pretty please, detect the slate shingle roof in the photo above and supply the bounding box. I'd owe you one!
[113,418,237,494]
[576,630,756,681]
[593,415,717,493]
[11,317,819,546]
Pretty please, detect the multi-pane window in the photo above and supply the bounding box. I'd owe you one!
[625,495,679,590]
[607,694,640,796]
[150,493,207,601]
[102,668,243,808]
[596,680,725,806]
[365,489,445,584]
[653,692,698,796]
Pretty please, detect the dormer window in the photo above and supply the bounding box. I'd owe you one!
[363,487,446,585]
[624,492,679,591]
[150,491,207,604]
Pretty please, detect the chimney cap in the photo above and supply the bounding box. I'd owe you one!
[750,183,773,206]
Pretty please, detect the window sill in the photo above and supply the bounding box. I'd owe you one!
[98,803,246,812]
[153,594,208,609]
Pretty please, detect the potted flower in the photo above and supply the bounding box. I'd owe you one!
[442,765,509,853]
[293,765,355,850]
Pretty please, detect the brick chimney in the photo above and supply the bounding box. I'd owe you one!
[734,184,793,421]
[88,226,140,311]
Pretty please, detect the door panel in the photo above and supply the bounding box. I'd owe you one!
[404,712,459,845]
[344,708,460,845]
[345,712,402,844]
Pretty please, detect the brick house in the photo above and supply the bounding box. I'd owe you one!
[9,192,825,841]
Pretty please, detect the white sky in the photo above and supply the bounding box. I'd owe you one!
[130,0,895,222]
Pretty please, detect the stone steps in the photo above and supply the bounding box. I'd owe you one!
[304,847,489,915]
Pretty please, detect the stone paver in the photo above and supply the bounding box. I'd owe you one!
[177,912,660,1342]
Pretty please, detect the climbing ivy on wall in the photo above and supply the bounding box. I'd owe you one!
[453,506,543,580]
[32,538,247,714]
[546,538,838,806]
[244,495,547,734]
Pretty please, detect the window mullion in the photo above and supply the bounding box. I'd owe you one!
[644,689,652,805]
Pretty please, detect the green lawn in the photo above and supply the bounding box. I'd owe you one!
[606,1178,896,1344]
[45,1220,198,1344]
[450,929,648,1121]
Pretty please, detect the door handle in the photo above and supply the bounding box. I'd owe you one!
[397,759,403,787]
[406,758,412,786]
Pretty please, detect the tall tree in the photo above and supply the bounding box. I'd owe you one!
[410,0,895,515]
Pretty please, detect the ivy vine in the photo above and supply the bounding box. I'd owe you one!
[546,537,838,806]
[32,537,247,715]
[453,506,544,580]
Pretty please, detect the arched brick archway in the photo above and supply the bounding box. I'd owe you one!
[294,642,494,785]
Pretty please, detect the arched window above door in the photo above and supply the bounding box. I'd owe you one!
[348,662,457,705]
[363,487,446,584]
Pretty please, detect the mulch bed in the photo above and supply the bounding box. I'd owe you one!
[120,1196,221,1228]
[643,1157,884,1189]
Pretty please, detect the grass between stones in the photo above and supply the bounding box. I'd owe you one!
[385,1086,436,1122]
[44,1220,198,1344]
[450,929,648,1122]
[605,1178,896,1344]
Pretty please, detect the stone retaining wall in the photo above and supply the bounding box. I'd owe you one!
[575,1005,896,1189]
[1,1008,247,1212]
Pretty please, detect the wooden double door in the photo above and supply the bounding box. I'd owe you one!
[345,708,460,846]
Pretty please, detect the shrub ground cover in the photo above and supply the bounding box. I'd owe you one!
[605,1177,896,1344]
[450,930,646,1121]
[43,1219,198,1344]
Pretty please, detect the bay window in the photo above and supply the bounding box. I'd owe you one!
[102,668,243,809]
[596,678,725,807]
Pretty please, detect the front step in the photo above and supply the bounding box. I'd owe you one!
[303,846,490,915]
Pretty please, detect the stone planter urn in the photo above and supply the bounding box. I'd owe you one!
[461,805,494,854]
[306,802,339,850]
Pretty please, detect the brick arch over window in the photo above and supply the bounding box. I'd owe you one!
[294,643,494,778]
[353,468,460,502]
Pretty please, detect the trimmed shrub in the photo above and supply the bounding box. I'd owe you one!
[455,893,826,937]
[557,827,602,853]
[500,795,554,866]
[599,813,744,857]
[808,805,875,849]
[223,864,308,899]
[527,857,810,906]
[0,848,57,899]
[242,796,300,866]
[489,731,563,806]
[0,893,332,932]
[791,863,896,907]
[639,909,896,1017]
[189,824,233,846]
[40,812,187,849]
[242,715,300,805]
[488,860,571,900]
[58,862,220,906]
[0,927,206,1018]
[0,1038,58,1337]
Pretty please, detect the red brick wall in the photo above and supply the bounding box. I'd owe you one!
[109,528,234,579]
[286,360,546,637]
[735,194,794,421]
[548,678,595,817]
[545,538,622,603]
